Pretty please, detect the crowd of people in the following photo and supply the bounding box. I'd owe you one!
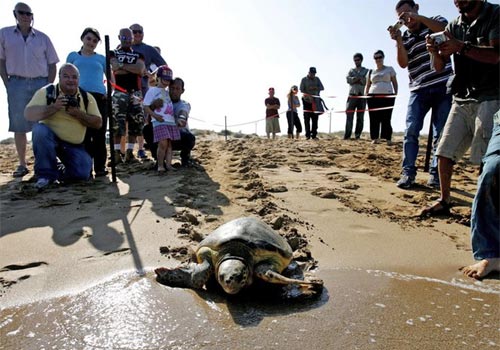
[0,2,196,188]
[0,1,498,279]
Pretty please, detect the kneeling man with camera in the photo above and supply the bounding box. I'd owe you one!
[24,63,102,190]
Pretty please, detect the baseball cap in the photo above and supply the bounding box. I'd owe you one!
[309,67,317,73]
[157,65,173,81]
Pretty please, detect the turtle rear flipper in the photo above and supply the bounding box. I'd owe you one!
[255,264,324,289]
[155,260,212,289]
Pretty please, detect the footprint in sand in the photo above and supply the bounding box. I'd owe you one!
[0,261,49,289]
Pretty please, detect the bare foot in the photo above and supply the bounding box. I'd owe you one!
[460,258,500,279]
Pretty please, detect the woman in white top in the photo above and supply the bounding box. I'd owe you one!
[286,85,302,139]
[365,50,398,144]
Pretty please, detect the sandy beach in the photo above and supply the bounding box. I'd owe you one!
[1,131,499,350]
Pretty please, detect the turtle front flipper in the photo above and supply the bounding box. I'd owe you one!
[155,260,212,289]
[255,264,324,289]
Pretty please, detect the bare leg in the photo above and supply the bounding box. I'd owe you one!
[165,141,176,171]
[438,156,454,203]
[14,132,28,167]
[157,140,167,171]
[460,258,500,279]
[420,156,455,216]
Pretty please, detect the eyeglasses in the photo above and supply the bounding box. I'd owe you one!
[16,10,33,16]
[374,56,384,59]
[132,30,143,34]
[119,36,131,40]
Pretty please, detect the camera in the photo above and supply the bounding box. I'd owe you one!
[65,95,80,108]
[390,19,404,31]
[429,31,448,45]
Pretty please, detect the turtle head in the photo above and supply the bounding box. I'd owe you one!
[217,258,251,294]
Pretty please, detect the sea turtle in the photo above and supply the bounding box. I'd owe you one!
[155,217,323,295]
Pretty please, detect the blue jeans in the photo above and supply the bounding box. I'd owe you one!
[471,124,500,260]
[32,123,92,181]
[402,84,451,177]
[7,76,48,132]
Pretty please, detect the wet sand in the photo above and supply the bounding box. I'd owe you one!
[1,133,499,349]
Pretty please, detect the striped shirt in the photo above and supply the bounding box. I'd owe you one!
[401,15,453,91]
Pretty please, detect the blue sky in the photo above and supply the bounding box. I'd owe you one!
[1,0,497,140]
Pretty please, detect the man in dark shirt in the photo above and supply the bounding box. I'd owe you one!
[109,28,145,164]
[421,0,499,216]
[300,67,324,140]
[265,87,280,139]
[389,0,453,189]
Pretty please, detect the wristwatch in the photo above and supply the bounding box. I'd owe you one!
[460,41,472,55]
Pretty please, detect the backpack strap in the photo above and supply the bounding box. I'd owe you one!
[78,87,89,111]
[46,84,58,105]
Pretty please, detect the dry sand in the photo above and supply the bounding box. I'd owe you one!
[0,131,499,349]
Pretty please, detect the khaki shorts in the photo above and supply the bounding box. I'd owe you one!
[266,117,281,134]
[436,99,500,165]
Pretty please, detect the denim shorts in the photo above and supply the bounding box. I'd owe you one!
[7,76,48,132]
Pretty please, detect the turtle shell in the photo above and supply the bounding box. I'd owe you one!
[197,217,293,265]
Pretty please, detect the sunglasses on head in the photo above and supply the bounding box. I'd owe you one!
[132,30,143,34]
[16,10,33,16]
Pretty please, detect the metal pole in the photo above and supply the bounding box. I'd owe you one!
[105,35,117,182]
[423,115,434,173]
[329,109,332,134]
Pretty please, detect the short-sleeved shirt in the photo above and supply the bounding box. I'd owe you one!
[401,16,453,91]
[26,85,101,144]
[367,66,397,94]
[66,51,106,94]
[265,97,280,118]
[131,43,166,95]
[173,100,191,131]
[446,2,499,101]
[143,86,175,127]
[110,48,144,93]
[0,26,59,78]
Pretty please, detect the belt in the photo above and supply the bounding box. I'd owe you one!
[9,75,47,80]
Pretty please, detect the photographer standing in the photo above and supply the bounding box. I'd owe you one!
[24,63,102,190]
[420,0,499,217]
[388,0,453,189]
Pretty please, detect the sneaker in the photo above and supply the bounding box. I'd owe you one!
[137,149,147,159]
[371,139,380,144]
[396,175,415,189]
[427,174,440,188]
[34,177,51,191]
[125,149,140,164]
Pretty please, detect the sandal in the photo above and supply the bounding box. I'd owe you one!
[13,165,29,178]
[419,199,451,217]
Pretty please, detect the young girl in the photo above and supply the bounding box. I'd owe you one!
[143,65,180,173]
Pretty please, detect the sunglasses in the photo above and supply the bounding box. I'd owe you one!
[16,10,33,16]
[374,56,384,59]
[132,30,143,34]
[119,36,131,41]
